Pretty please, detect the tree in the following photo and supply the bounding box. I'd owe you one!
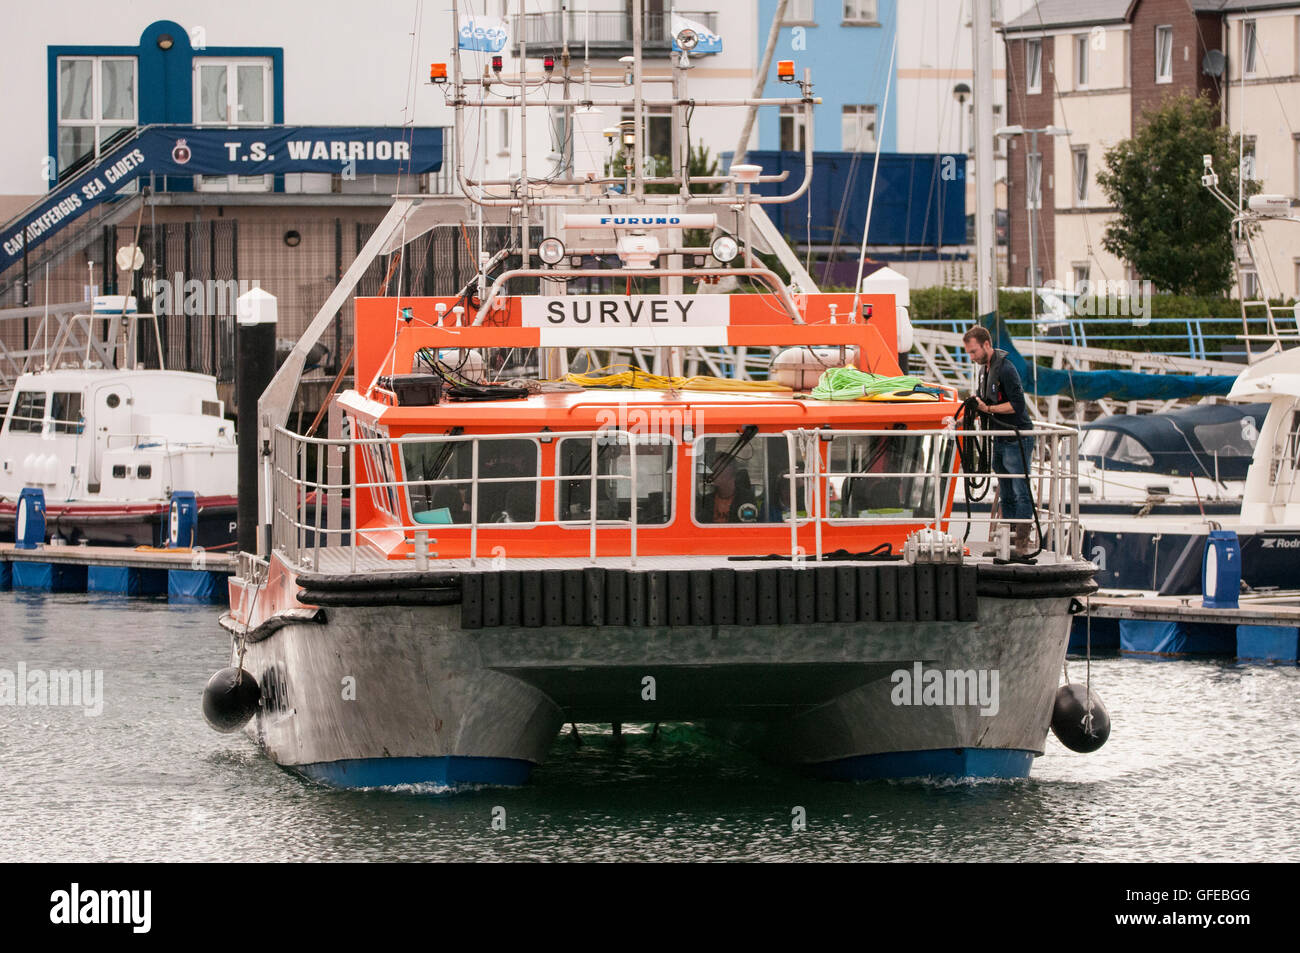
[1096,93,1256,296]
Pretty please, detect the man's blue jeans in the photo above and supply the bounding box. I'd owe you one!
[993,435,1034,523]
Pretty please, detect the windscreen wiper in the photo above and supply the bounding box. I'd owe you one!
[706,425,759,485]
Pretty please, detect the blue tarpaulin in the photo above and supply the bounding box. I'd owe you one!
[989,317,1239,401]
[11,562,87,592]
[723,150,967,248]
[1120,619,1235,657]
[168,569,227,604]
[1236,625,1300,662]
[88,565,169,596]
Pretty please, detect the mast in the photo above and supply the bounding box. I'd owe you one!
[971,0,998,323]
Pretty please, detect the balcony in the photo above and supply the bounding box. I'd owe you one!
[513,11,718,59]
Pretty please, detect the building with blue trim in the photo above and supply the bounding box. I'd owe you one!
[754,0,899,154]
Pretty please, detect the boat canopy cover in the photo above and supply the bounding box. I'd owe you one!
[1080,403,1267,480]
[989,318,1239,401]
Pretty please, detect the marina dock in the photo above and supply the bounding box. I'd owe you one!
[0,542,232,602]
[1075,591,1300,663]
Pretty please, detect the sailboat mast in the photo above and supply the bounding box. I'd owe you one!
[971,0,999,321]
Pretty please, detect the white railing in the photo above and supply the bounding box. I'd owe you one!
[788,423,1082,559]
[272,427,658,572]
[269,420,1084,571]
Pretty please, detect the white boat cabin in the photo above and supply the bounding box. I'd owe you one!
[0,368,236,504]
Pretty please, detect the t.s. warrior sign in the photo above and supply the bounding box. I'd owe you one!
[1,125,443,273]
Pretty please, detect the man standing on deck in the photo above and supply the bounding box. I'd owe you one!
[962,326,1035,555]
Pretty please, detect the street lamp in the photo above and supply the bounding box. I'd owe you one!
[996,124,1071,329]
[952,83,971,156]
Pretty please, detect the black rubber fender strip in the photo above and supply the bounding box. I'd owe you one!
[296,588,462,607]
[219,608,327,644]
[294,570,462,591]
[976,562,1098,585]
[975,578,1100,599]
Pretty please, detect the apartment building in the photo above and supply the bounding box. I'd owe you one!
[997,1,1300,298]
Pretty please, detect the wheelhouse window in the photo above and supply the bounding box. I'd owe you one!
[7,391,46,433]
[1155,26,1173,83]
[693,435,810,525]
[56,56,137,177]
[826,432,953,520]
[1026,39,1042,94]
[404,437,539,525]
[1194,420,1259,457]
[558,434,673,525]
[51,392,84,434]
[356,422,400,517]
[1081,430,1154,469]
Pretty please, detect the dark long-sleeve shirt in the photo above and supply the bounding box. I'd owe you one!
[977,349,1032,431]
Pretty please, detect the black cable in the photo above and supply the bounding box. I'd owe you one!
[955,395,1043,559]
[417,347,528,401]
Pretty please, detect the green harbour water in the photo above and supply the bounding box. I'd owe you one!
[2,589,1298,863]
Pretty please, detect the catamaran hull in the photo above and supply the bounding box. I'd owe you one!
[233,575,1087,790]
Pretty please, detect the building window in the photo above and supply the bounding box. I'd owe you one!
[499,111,511,156]
[1072,146,1088,204]
[842,104,877,151]
[1155,26,1173,83]
[1294,135,1300,199]
[1075,34,1089,88]
[1241,269,1260,300]
[1026,151,1042,210]
[623,106,672,170]
[56,56,137,176]
[843,0,877,24]
[1241,135,1257,182]
[1073,263,1091,292]
[1243,19,1258,77]
[1026,39,1042,94]
[780,105,808,152]
[785,0,815,23]
[194,58,273,192]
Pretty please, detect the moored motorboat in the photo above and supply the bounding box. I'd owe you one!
[206,1,1103,790]
[0,303,238,548]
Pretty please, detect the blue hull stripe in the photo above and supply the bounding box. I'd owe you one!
[294,755,534,790]
[807,748,1036,781]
